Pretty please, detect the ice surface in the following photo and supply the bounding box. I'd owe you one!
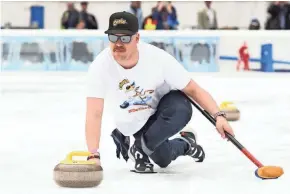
[0,71,289,194]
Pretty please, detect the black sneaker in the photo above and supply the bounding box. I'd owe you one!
[180,131,205,162]
[128,144,155,173]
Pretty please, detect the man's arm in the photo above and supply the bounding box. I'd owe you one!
[182,79,235,138]
[85,97,104,153]
[161,51,220,115]
[161,51,234,138]
[182,79,220,116]
[85,52,106,156]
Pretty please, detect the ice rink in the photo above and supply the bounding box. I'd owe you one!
[1,71,289,194]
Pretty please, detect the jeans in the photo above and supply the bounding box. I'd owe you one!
[133,90,192,168]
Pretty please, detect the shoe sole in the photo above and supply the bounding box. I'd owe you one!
[130,169,157,174]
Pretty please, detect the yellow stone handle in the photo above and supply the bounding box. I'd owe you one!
[60,151,96,165]
[65,151,91,162]
[220,101,237,110]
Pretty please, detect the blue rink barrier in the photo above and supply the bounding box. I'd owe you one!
[220,44,290,72]
[1,35,219,72]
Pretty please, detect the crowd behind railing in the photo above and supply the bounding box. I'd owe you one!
[2,1,290,30]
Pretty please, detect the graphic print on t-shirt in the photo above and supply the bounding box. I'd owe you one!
[118,78,154,113]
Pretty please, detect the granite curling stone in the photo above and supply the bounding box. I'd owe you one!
[219,101,240,121]
[53,151,103,188]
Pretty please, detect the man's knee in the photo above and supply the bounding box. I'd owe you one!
[162,103,192,121]
[160,92,192,124]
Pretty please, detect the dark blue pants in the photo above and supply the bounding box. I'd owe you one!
[133,90,192,168]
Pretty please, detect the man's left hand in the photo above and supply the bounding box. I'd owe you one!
[215,116,235,139]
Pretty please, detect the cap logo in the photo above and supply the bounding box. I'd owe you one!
[113,18,127,26]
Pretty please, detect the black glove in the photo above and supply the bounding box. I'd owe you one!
[111,128,130,162]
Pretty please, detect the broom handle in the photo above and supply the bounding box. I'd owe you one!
[181,92,264,168]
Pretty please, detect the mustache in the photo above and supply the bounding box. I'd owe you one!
[113,46,126,52]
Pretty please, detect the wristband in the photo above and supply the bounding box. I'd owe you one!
[213,111,227,120]
[87,154,100,161]
[89,148,100,155]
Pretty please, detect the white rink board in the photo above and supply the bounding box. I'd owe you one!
[0,71,289,194]
[2,30,290,62]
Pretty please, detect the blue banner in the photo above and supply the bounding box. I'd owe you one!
[1,34,219,72]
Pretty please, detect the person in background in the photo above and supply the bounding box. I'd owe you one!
[61,2,80,29]
[142,8,158,30]
[152,1,179,30]
[127,1,143,29]
[236,42,250,71]
[265,1,290,30]
[79,2,98,29]
[197,1,218,30]
[248,18,260,30]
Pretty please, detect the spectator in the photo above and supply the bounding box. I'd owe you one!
[152,1,179,30]
[79,2,98,29]
[265,1,290,30]
[127,1,143,29]
[248,18,261,30]
[142,8,158,30]
[61,2,80,29]
[197,1,218,30]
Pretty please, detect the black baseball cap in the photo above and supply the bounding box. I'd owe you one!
[104,11,138,35]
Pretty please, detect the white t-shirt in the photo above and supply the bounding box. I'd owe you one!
[86,41,191,136]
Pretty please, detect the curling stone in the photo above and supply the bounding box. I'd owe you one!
[219,101,240,121]
[53,151,103,188]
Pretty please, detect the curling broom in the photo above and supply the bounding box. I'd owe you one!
[182,92,284,180]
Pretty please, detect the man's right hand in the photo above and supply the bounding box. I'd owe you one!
[87,153,101,166]
[89,158,101,166]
